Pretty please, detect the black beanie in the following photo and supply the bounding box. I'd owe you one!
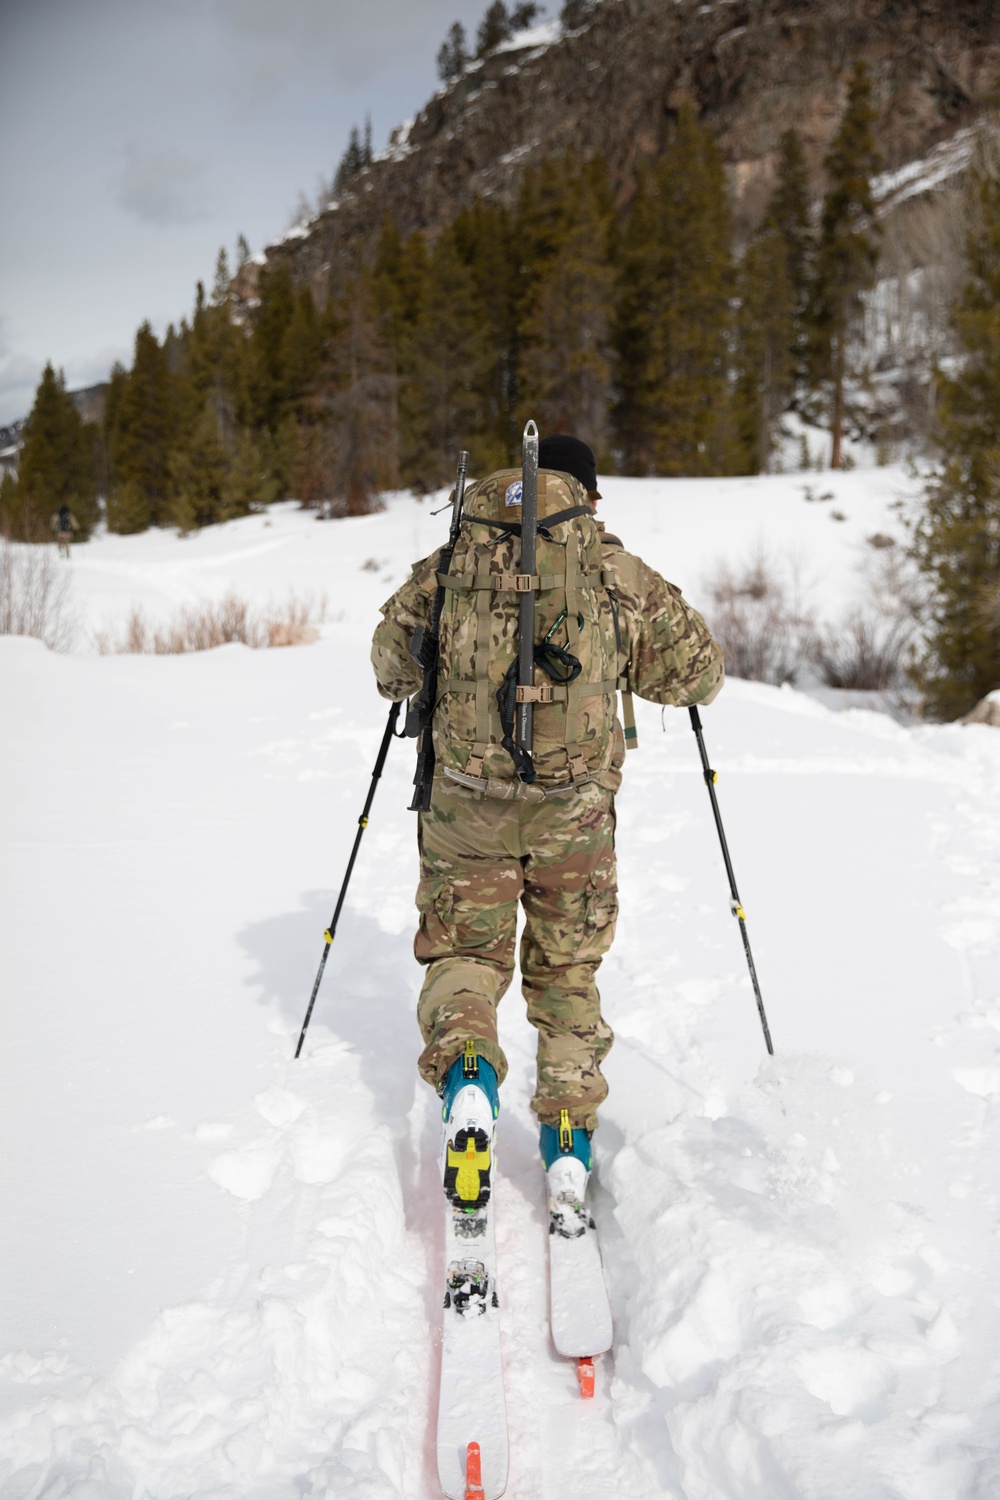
[537,435,599,495]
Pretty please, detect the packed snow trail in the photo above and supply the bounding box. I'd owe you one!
[3,480,1000,1498]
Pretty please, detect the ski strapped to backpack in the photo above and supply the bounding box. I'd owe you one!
[405,450,469,812]
[512,420,540,782]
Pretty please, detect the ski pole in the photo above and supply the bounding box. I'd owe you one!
[294,698,402,1059]
[688,705,774,1055]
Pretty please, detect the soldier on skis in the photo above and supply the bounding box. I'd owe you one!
[50,504,79,559]
[370,434,724,1213]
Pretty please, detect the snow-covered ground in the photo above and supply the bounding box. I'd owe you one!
[3,466,1000,1499]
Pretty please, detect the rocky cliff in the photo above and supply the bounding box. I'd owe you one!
[258,0,1000,296]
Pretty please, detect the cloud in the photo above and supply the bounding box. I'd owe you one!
[116,149,210,226]
[0,313,130,426]
[217,0,467,97]
[0,348,43,427]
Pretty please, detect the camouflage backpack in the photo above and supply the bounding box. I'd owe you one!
[429,466,630,798]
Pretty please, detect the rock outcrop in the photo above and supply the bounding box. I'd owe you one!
[963,693,1000,727]
[257,0,1000,297]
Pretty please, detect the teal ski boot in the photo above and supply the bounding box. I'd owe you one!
[439,1040,499,1213]
[540,1109,592,1240]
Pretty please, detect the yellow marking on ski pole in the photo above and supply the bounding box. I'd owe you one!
[323,929,333,945]
[731,902,746,920]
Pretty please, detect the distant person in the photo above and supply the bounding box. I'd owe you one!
[50,504,79,559]
[370,433,724,1219]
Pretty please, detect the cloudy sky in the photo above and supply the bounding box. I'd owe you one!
[0,0,495,425]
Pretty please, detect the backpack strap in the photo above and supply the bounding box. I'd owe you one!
[561,536,591,783]
[467,579,493,778]
[438,678,619,702]
[619,680,638,749]
[604,554,638,753]
[466,504,593,541]
[435,568,604,594]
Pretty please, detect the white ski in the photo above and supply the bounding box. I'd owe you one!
[547,1157,612,1393]
[436,1090,508,1499]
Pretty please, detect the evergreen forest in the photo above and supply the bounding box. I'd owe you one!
[3,56,999,718]
[4,69,889,538]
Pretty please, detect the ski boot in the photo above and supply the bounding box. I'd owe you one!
[540,1110,593,1240]
[439,1040,499,1220]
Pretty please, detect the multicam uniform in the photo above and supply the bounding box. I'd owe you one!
[50,507,79,559]
[371,469,724,1131]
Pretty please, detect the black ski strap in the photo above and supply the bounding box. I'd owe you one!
[468,504,593,542]
[496,660,536,783]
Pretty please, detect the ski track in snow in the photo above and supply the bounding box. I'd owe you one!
[3,472,1000,1498]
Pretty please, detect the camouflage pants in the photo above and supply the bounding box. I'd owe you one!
[415,775,617,1131]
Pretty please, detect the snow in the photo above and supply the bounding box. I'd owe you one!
[874,127,979,213]
[495,20,562,55]
[3,465,1000,1498]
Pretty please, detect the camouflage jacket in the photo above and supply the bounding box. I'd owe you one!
[371,494,724,792]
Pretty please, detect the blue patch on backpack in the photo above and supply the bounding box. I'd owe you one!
[504,481,523,508]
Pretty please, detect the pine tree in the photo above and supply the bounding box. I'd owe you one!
[16,364,99,539]
[105,323,175,531]
[732,224,795,472]
[167,403,229,530]
[221,428,279,518]
[517,156,614,453]
[731,139,809,473]
[770,129,814,384]
[612,106,735,476]
[912,127,1000,719]
[0,469,21,535]
[451,198,518,462]
[246,264,298,433]
[810,62,883,468]
[302,271,398,514]
[437,21,469,83]
[477,1,512,56]
[399,230,496,487]
[334,126,366,193]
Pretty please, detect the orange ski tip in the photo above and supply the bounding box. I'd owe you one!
[465,1439,485,1499]
[578,1356,596,1399]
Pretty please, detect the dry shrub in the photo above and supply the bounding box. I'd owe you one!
[703,550,817,685]
[0,537,77,651]
[810,550,921,691]
[810,611,914,690]
[94,590,327,655]
[267,589,327,647]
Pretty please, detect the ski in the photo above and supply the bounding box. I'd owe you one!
[547,1154,613,1398]
[436,1069,508,1499]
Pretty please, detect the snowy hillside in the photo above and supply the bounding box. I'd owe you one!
[3,467,1000,1499]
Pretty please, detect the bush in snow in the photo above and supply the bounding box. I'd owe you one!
[0,536,77,651]
[702,550,816,685]
[809,545,921,692]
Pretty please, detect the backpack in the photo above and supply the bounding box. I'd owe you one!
[430,467,625,795]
